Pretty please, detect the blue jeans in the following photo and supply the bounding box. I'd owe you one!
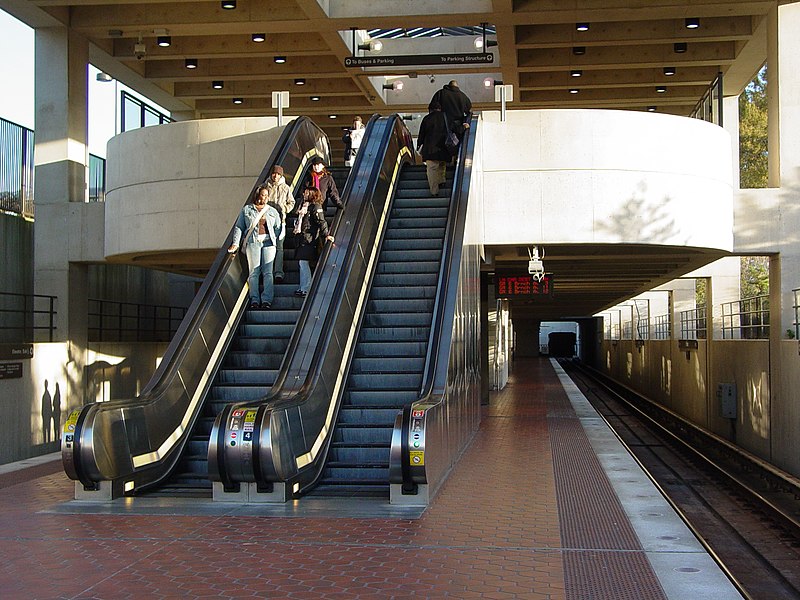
[244,242,276,303]
[274,235,285,279]
[299,260,312,293]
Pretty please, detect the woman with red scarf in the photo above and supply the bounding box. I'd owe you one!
[305,156,343,211]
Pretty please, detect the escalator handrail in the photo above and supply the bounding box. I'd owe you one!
[63,116,330,491]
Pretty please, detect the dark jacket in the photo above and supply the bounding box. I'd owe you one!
[295,201,329,261]
[429,84,472,135]
[417,110,451,162]
[305,171,343,210]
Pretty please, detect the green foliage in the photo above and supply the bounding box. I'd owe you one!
[739,66,768,189]
[740,256,769,297]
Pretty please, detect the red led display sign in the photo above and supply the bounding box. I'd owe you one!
[495,272,554,297]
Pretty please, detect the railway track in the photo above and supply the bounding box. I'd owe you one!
[560,359,800,600]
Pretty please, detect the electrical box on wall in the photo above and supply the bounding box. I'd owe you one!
[716,383,737,419]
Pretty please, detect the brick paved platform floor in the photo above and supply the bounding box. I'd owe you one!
[0,358,736,599]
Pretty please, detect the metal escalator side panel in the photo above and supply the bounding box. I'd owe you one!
[62,117,329,495]
[390,115,482,499]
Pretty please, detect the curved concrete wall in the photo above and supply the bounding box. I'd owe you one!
[104,117,284,261]
[479,110,734,251]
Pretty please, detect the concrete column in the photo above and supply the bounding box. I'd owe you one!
[767,5,780,187]
[777,4,800,188]
[34,26,90,404]
[722,95,740,189]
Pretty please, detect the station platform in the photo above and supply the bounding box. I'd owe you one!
[0,358,741,599]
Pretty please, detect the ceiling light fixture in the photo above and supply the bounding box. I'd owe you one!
[274,56,287,64]
[685,17,700,29]
[252,33,266,43]
[157,36,171,47]
[329,114,337,119]
[576,23,590,32]
[570,69,583,77]
[310,96,320,101]
[656,85,667,93]
[294,78,306,85]
[569,88,579,94]
[96,72,113,82]
[647,106,657,112]
[358,40,383,53]
[232,97,243,104]
[185,58,198,69]
[212,80,224,89]
[572,46,586,55]
[382,81,404,91]
[221,0,236,9]
[674,42,688,53]
[663,66,676,76]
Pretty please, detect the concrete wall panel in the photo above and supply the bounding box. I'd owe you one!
[480,110,733,251]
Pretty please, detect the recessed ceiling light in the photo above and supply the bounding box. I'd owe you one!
[221,0,236,9]
[294,78,306,85]
[274,56,287,64]
[329,114,337,119]
[647,106,657,112]
[212,80,224,89]
[252,33,266,43]
[569,88,579,94]
[685,17,700,29]
[232,97,243,104]
[310,96,320,101]
[656,85,667,93]
[185,58,198,69]
[663,66,676,76]
[570,70,583,77]
[674,42,687,53]
[157,36,171,47]
[572,46,586,56]
[576,23,590,32]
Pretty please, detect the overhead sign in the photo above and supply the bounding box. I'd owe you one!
[345,53,494,68]
[496,272,554,298]
[0,344,33,360]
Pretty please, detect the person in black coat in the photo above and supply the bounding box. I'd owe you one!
[305,156,343,211]
[429,79,472,138]
[293,187,334,296]
[417,102,451,196]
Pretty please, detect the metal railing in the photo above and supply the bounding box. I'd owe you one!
[88,299,187,343]
[721,295,769,339]
[651,314,671,340]
[0,292,57,342]
[690,72,723,127]
[679,306,707,340]
[0,116,35,218]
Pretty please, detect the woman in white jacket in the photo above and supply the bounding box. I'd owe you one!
[228,185,282,309]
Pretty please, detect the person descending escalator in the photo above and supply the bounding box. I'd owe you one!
[261,164,294,283]
[305,157,343,212]
[228,185,282,309]
[293,187,335,298]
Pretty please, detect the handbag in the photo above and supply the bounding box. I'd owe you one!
[443,113,460,154]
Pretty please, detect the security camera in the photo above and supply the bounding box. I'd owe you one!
[528,258,544,277]
[429,75,435,84]
[134,42,146,60]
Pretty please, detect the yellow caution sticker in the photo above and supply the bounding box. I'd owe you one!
[64,409,81,434]
[409,451,424,466]
[244,410,257,423]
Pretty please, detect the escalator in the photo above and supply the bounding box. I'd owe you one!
[61,115,363,499]
[155,168,350,496]
[311,166,453,497]
[210,115,481,506]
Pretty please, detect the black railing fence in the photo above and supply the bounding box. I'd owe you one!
[0,116,35,218]
[0,291,57,342]
[88,298,187,343]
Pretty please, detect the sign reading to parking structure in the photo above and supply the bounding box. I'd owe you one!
[345,53,494,68]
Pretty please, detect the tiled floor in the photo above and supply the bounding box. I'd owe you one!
[0,358,673,599]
